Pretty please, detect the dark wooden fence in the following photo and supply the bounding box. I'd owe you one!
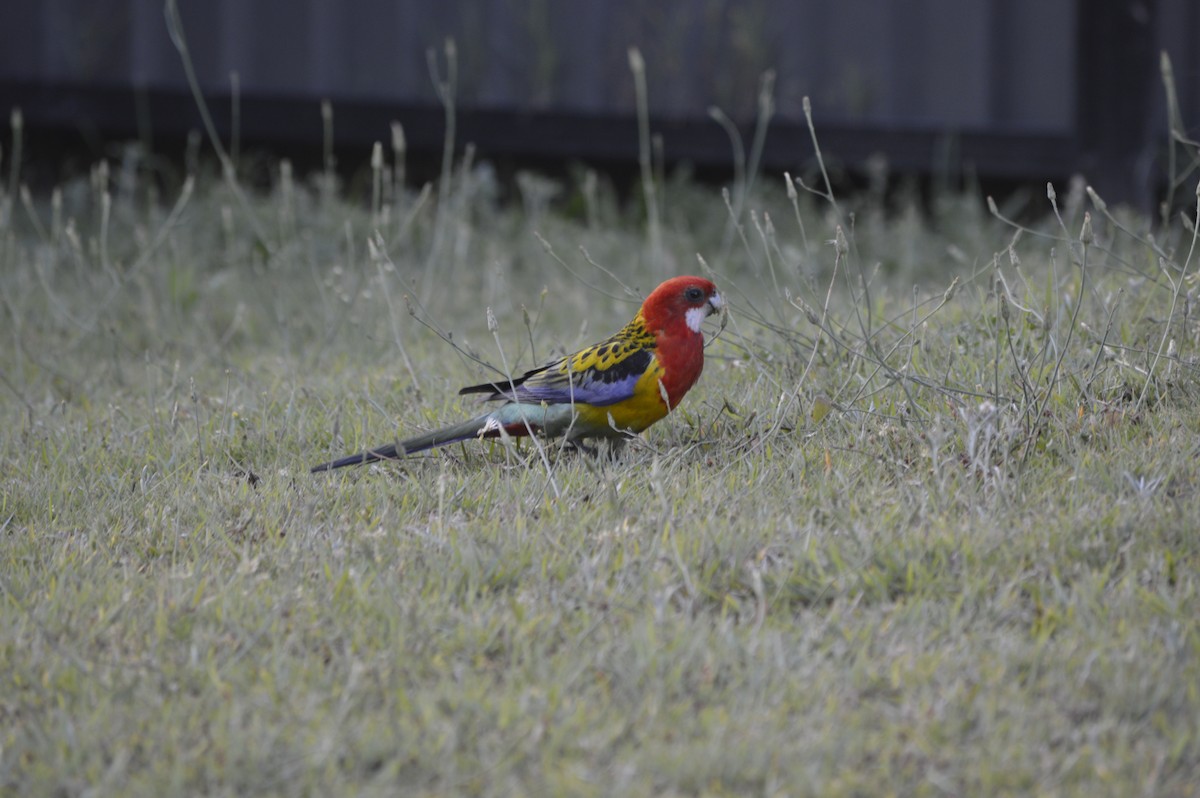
[1,0,1197,207]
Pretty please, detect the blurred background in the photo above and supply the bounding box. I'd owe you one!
[1,0,1196,210]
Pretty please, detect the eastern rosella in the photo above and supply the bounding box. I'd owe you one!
[311,275,723,471]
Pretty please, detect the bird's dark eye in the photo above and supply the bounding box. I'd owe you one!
[684,286,705,303]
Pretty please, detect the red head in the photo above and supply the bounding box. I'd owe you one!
[640,276,723,337]
[638,276,723,409]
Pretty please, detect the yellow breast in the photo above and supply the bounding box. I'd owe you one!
[574,356,669,434]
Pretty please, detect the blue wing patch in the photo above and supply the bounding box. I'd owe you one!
[460,348,653,407]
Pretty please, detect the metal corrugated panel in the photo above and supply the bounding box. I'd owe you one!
[0,0,1196,203]
[1,0,1077,129]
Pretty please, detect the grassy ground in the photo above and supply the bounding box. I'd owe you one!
[2,121,1199,795]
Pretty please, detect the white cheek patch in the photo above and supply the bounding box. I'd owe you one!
[684,293,722,333]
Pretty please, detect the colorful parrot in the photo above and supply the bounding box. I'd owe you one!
[311,275,724,471]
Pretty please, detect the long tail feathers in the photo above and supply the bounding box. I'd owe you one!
[310,443,400,472]
[310,415,491,473]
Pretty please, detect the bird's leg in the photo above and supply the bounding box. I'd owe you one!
[565,436,630,460]
[564,439,599,457]
[603,436,629,460]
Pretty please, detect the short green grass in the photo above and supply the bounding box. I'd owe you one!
[2,115,1199,795]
